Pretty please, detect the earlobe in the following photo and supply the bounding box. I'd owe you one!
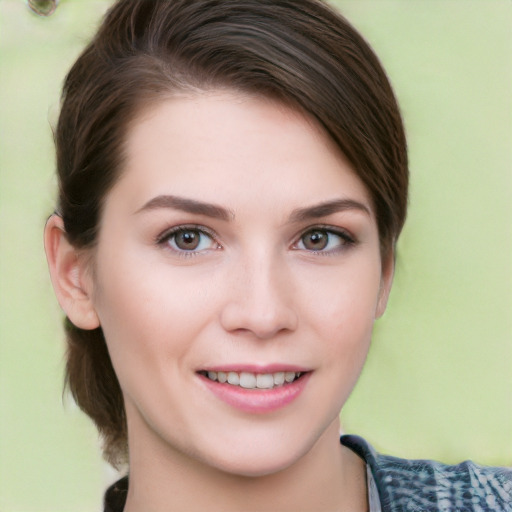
[44,215,100,330]
[375,252,395,319]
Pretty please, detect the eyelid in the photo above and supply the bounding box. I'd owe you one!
[291,224,356,251]
[155,224,221,253]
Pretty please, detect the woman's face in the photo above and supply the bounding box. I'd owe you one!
[85,92,392,476]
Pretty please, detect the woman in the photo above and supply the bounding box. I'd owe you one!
[44,0,511,510]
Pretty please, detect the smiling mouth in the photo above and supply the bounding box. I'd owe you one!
[197,370,305,390]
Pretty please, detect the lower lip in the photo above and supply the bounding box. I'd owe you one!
[199,373,311,414]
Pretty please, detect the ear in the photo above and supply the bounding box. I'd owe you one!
[44,215,100,330]
[375,251,395,319]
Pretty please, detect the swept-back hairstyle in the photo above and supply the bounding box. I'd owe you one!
[56,0,408,466]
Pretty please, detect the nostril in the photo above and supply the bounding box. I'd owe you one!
[219,295,298,335]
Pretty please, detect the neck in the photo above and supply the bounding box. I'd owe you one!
[123,420,367,512]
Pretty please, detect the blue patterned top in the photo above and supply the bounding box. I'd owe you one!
[341,435,512,512]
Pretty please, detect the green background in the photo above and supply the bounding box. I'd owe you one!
[0,0,510,510]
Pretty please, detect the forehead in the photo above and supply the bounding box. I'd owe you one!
[111,91,372,216]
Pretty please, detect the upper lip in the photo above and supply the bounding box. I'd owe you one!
[198,364,311,374]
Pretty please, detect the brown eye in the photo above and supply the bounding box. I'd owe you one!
[174,230,201,250]
[301,230,329,250]
[161,227,217,253]
[296,228,353,252]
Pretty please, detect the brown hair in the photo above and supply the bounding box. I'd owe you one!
[56,0,408,466]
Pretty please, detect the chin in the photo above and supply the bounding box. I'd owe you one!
[195,428,320,478]
[209,451,302,478]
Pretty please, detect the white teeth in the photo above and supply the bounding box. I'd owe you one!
[273,372,285,386]
[203,370,302,389]
[227,372,240,385]
[240,372,257,389]
[256,373,274,389]
[284,371,296,383]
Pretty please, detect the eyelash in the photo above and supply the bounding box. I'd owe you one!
[155,224,356,257]
[156,225,220,257]
[292,225,356,254]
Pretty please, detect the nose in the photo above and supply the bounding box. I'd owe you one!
[219,254,298,339]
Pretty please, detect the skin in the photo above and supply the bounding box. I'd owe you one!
[45,92,393,511]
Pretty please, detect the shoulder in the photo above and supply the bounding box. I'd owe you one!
[341,434,512,512]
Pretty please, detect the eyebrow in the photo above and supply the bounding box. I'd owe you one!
[135,195,234,221]
[289,198,371,223]
[135,195,370,223]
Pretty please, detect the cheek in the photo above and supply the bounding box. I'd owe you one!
[90,255,213,393]
[94,245,214,333]
[299,260,382,406]
[307,273,380,407]
[303,262,382,345]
